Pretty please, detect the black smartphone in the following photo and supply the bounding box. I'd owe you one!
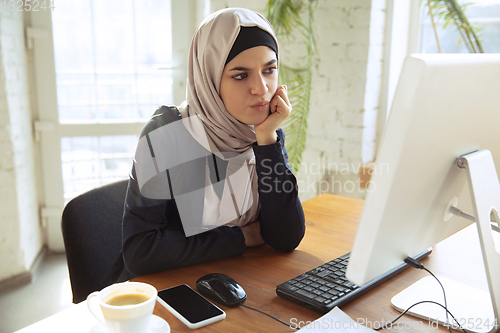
[156,284,226,329]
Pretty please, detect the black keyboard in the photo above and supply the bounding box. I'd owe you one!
[276,249,432,314]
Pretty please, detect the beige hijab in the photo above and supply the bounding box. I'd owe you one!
[178,8,279,228]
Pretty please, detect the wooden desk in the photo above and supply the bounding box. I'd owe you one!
[134,193,490,332]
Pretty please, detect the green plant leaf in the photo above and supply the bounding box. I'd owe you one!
[422,0,484,53]
[278,64,312,172]
[265,0,318,173]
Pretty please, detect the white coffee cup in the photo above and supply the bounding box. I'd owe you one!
[87,282,157,333]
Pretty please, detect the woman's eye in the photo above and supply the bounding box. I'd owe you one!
[264,67,277,74]
[231,67,276,81]
[232,73,247,80]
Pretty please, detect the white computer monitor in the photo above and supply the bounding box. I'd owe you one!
[345,54,500,332]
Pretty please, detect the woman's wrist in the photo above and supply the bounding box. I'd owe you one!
[255,129,277,146]
[240,221,265,247]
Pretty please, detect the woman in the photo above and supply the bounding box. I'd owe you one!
[107,7,305,282]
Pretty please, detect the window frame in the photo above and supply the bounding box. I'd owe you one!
[28,1,204,251]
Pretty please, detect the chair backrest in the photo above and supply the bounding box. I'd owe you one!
[61,179,128,303]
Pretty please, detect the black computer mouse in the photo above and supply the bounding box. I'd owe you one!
[196,273,247,307]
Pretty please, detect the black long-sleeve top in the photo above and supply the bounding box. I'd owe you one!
[106,106,305,282]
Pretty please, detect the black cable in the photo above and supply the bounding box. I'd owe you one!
[241,304,297,329]
[373,300,469,332]
[404,257,451,332]
[372,257,470,332]
[422,267,451,333]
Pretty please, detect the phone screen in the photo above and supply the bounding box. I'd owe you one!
[157,284,224,324]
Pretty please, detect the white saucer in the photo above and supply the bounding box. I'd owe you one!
[91,315,170,333]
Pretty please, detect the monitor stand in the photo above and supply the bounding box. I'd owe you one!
[391,150,500,333]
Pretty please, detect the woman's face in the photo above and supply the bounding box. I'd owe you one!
[220,46,278,126]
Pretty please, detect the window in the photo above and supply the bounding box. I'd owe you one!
[50,0,173,202]
[31,0,199,251]
[61,135,138,202]
[419,0,500,53]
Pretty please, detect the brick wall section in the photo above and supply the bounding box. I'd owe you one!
[209,0,386,201]
[0,9,43,282]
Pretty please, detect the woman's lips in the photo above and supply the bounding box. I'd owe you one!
[252,101,269,111]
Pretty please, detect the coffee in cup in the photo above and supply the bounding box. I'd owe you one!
[87,282,157,333]
[104,293,151,306]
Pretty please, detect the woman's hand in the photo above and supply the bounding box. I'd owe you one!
[255,85,291,145]
[240,220,265,247]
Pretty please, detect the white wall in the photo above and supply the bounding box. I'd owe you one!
[0,10,43,283]
[210,0,387,201]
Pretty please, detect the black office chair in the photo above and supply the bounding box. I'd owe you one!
[61,179,128,303]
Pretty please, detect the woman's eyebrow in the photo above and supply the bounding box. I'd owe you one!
[228,59,277,72]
